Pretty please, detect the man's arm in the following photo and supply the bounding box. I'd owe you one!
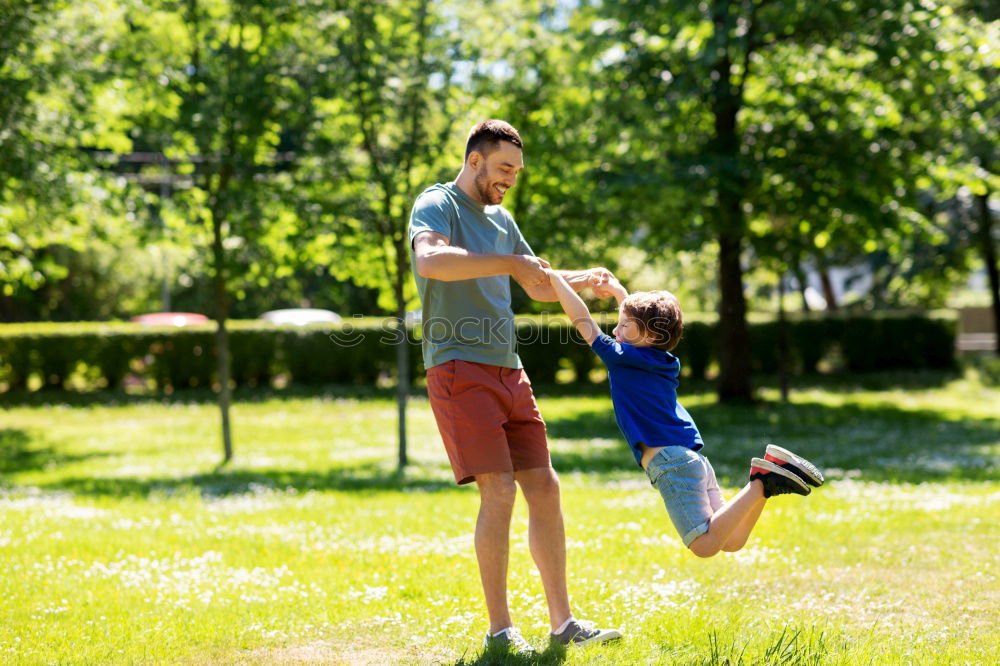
[517,267,615,302]
[413,231,549,286]
[546,269,602,345]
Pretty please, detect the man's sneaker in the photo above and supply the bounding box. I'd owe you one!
[483,627,536,655]
[749,458,811,498]
[764,444,825,487]
[550,619,622,648]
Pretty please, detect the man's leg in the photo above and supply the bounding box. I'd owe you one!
[475,471,519,634]
[514,466,572,632]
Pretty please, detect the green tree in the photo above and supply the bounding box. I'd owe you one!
[932,4,999,350]
[1,0,138,319]
[123,0,314,462]
[582,0,976,399]
[463,2,628,272]
[298,0,467,469]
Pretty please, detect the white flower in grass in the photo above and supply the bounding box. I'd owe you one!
[347,585,389,602]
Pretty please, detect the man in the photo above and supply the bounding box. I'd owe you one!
[408,119,621,654]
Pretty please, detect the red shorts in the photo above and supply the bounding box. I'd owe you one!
[426,359,551,485]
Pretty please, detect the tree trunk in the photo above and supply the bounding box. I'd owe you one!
[977,191,1000,354]
[717,230,753,401]
[792,263,811,312]
[211,209,234,465]
[777,272,790,403]
[708,3,754,403]
[819,267,839,312]
[393,241,409,470]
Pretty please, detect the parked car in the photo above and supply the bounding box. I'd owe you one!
[259,308,343,326]
[130,312,210,327]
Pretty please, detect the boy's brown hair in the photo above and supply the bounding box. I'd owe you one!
[621,290,684,352]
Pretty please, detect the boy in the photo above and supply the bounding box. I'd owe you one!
[545,269,823,557]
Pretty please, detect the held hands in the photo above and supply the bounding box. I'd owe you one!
[588,267,624,300]
[512,254,551,287]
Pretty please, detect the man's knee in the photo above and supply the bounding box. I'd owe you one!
[518,467,561,506]
[477,473,518,509]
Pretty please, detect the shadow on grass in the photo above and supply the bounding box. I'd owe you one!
[8,368,997,498]
[451,641,567,666]
[0,428,110,475]
[34,462,461,499]
[547,398,1000,485]
[746,369,963,392]
[0,368,967,409]
[26,388,998,500]
[0,384,415,409]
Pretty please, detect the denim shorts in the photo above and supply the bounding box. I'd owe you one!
[645,446,724,546]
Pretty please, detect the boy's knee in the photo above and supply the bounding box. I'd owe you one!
[688,536,720,558]
[721,538,747,553]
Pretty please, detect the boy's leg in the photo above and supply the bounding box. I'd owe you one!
[475,471,519,634]
[721,483,767,551]
[690,455,813,557]
[722,447,821,549]
[688,480,766,558]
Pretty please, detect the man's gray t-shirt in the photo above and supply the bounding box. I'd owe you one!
[408,182,534,370]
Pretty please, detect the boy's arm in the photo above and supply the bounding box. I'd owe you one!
[516,267,615,302]
[593,276,629,305]
[546,269,603,345]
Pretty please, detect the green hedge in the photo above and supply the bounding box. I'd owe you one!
[0,313,956,392]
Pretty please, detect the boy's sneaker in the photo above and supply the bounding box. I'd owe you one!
[750,458,811,498]
[483,627,536,655]
[550,619,622,648]
[764,444,825,487]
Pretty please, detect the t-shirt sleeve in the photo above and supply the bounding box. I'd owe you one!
[591,333,648,369]
[508,214,534,256]
[409,189,453,248]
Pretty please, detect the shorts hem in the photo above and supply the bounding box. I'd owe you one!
[455,461,552,486]
[454,463,515,486]
[681,520,710,547]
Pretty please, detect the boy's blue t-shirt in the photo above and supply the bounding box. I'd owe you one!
[590,333,703,467]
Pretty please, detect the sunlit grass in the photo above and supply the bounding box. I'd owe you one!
[1,373,998,664]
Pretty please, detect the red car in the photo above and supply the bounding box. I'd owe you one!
[130,312,210,327]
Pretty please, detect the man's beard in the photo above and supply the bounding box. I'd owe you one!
[473,168,503,205]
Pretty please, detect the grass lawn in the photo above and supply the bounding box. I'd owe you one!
[1,372,998,665]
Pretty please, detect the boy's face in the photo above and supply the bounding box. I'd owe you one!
[614,306,649,346]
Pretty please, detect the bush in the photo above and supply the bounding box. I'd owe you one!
[961,354,1000,386]
[0,312,957,393]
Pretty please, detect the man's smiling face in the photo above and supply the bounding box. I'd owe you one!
[472,141,524,205]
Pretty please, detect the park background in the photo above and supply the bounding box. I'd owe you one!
[1,0,998,664]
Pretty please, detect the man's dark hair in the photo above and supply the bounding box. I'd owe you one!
[622,291,684,352]
[465,119,523,161]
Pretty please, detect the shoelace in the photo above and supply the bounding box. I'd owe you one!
[496,627,531,650]
[508,628,533,651]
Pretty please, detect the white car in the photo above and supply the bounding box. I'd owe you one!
[259,308,343,326]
